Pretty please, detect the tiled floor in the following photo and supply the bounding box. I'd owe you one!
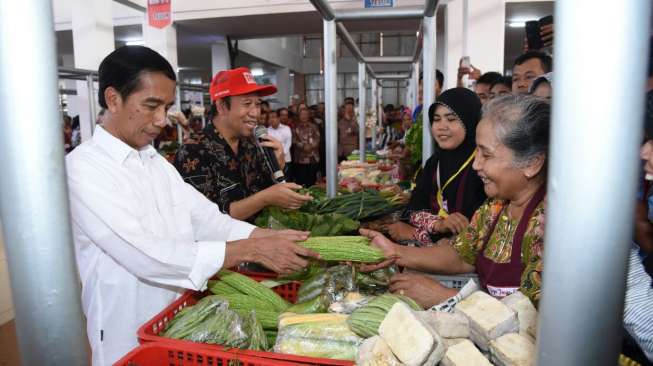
[0,321,20,366]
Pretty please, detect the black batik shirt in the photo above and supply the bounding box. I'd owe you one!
[174,123,274,217]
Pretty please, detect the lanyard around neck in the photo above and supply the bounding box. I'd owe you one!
[436,150,476,218]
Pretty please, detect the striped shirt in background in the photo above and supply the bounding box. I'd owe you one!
[623,245,653,361]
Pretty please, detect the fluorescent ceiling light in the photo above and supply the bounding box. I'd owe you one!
[126,40,144,46]
[508,22,526,28]
[251,67,264,76]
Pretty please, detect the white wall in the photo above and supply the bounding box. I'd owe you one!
[0,222,14,326]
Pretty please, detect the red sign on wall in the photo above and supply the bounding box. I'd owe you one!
[148,0,172,29]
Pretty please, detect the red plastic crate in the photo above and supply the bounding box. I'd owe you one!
[137,283,354,366]
[114,342,305,366]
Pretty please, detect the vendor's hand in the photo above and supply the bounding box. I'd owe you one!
[433,213,469,235]
[358,228,399,272]
[389,273,458,309]
[251,236,320,274]
[258,134,286,169]
[386,221,417,241]
[263,183,313,210]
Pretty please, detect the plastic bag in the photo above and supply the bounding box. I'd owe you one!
[274,319,362,360]
[242,310,268,351]
[162,296,228,339]
[185,304,248,348]
[323,264,356,303]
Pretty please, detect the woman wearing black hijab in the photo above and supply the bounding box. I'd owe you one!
[386,88,487,245]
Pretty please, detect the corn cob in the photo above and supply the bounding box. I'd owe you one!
[278,313,348,328]
[218,269,289,312]
[298,236,385,263]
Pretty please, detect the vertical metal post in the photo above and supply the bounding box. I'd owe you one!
[200,95,206,128]
[421,12,437,165]
[462,0,469,57]
[371,78,378,149]
[412,62,420,113]
[175,82,183,145]
[358,62,367,161]
[324,19,338,198]
[0,1,89,365]
[86,74,97,133]
[537,1,651,365]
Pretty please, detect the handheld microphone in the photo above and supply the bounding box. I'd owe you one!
[254,125,286,184]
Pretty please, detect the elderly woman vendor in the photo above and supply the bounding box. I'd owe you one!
[361,95,551,308]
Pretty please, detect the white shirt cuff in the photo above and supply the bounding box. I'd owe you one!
[227,220,257,242]
[189,241,226,291]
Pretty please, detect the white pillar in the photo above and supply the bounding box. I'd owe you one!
[357,62,366,162]
[71,0,114,142]
[537,0,651,364]
[444,0,505,89]
[143,22,178,71]
[324,19,338,198]
[275,68,291,108]
[422,14,437,165]
[211,38,231,75]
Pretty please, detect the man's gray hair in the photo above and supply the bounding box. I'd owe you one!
[482,94,551,166]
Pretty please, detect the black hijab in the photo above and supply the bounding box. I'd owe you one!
[406,87,486,221]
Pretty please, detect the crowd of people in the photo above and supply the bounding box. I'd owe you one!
[57,23,653,364]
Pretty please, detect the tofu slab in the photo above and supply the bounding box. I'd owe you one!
[379,302,434,366]
[455,291,518,351]
[356,335,404,366]
[417,310,470,339]
[489,333,535,366]
[441,339,493,366]
[501,291,538,341]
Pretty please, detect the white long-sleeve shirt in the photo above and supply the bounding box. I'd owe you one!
[66,126,255,365]
[267,123,292,163]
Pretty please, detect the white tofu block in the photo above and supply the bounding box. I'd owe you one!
[417,311,470,339]
[441,339,493,366]
[443,338,468,349]
[357,336,404,366]
[379,302,434,366]
[489,333,535,366]
[456,291,518,351]
[501,291,538,341]
[420,320,446,366]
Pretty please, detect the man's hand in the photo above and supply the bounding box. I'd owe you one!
[389,273,458,309]
[386,221,417,241]
[540,23,554,48]
[358,228,400,272]
[262,183,313,210]
[250,235,320,274]
[258,134,286,169]
[433,213,469,235]
[250,228,309,241]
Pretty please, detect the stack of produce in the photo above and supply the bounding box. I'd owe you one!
[254,207,360,236]
[357,290,540,366]
[300,190,403,221]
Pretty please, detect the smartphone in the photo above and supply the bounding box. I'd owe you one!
[525,20,542,50]
[460,56,471,69]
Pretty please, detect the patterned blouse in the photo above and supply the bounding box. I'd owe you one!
[292,122,321,164]
[173,123,274,218]
[451,198,546,305]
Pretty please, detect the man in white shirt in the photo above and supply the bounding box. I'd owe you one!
[66,46,318,365]
[267,109,293,178]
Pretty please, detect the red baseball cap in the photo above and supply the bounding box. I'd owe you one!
[209,67,277,102]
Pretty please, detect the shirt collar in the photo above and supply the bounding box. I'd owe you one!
[93,125,157,165]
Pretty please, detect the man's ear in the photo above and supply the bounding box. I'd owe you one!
[104,87,122,114]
